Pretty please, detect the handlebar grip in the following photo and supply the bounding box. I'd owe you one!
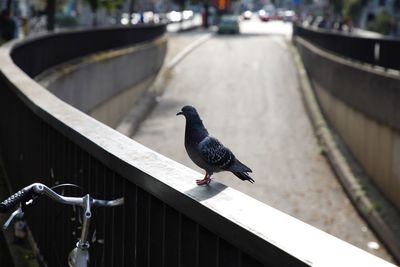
[0,187,33,213]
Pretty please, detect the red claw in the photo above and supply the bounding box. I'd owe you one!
[196,174,211,186]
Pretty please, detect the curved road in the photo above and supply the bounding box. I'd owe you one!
[133,20,392,261]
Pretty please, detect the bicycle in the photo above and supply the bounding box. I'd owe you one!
[0,183,124,267]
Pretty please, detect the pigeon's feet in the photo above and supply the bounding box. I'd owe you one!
[196,174,211,186]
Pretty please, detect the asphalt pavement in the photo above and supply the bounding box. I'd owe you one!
[131,20,393,262]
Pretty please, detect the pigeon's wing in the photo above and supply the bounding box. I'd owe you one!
[198,136,235,170]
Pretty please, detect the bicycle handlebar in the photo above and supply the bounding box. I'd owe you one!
[0,183,124,213]
[0,184,35,212]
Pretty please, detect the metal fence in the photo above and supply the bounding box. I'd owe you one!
[0,91,285,267]
[293,24,400,70]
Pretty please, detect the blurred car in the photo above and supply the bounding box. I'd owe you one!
[182,10,194,20]
[120,13,142,25]
[167,10,194,23]
[258,9,271,22]
[274,8,285,20]
[242,10,252,20]
[283,10,295,22]
[217,15,240,34]
[167,11,182,22]
[259,4,275,22]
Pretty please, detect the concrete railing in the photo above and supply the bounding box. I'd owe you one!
[293,24,400,70]
[294,29,400,212]
[0,27,395,266]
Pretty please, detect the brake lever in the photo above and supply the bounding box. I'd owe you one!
[3,206,24,230]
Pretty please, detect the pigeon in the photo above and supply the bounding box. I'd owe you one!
[177,105,255,185]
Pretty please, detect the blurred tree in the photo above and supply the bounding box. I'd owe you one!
[329,0,360,27]
[342,0,360,19]
[84,0,99,25]
[368,8,392,34]
[203,1,209,28]
[47,0,56,31]
[330,0,343,14]
[6,0,12,11]
[83,0,122,25]
[174,0,186,13]
[394,0,400,35]
[101,0,123,11]
[394,0,400,12]
[129,0,134,24]
[328,0,399,34]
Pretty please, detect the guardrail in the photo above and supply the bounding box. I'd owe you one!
[293,25,400,212]
[0,25,395,266]
[35,34,167,128]
[11,24,166,78]
[293,24,400,70]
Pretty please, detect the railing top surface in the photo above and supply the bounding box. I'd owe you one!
[293,24,400,71]
[0,30,396,267]
[295,36,400,78]
[10,24,166,78]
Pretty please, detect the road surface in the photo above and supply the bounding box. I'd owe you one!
[133,19,392,262]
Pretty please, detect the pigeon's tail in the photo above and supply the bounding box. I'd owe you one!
[233,172,255,183]
[228,159,252,173]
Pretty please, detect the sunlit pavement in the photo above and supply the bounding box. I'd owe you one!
[132,19,393,262]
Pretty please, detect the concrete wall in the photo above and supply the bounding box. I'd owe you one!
[36,36,167,128]
[295,37,400,210]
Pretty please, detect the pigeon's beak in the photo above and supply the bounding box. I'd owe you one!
[176,111,183,116]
